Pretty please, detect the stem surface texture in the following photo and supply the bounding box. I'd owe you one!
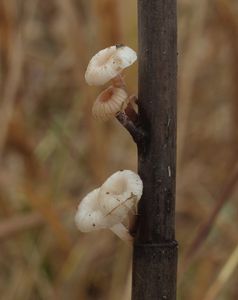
[132,1,178,299]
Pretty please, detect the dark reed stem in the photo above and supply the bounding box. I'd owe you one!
[131,1,178,299]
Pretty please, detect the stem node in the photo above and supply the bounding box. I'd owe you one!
[116,111,147,146]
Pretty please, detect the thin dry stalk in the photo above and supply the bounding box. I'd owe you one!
[215,0,238,156]
[107,244,131,300]
[0,11,23,156]
[93,0,122,45]
[203,243,238,300]
[0,1,11,69]
[55,0,87,85]
[183,163,238,270]
[177,0,208,167]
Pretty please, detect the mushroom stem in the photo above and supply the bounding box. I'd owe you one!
[116,111,146,145]
[111,73,126,88]
[128,94,138,110]
[110,223,133,242]
[125,95,138,122]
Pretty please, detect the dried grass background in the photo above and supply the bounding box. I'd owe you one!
[0,0,238,299]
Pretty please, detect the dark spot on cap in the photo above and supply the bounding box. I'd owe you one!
[119,169,124,172]
[106,192,110,195]
[92,223,95,227]
[116,44,124,49]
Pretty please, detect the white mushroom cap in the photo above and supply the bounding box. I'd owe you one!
[75,187,129,232]
[98,170,143,220]
[85,45,137,86]
[92,86,128,120]
[75,188,113,232]
[75,170,143,242]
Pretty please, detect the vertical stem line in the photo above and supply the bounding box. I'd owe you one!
[132,1,178,299]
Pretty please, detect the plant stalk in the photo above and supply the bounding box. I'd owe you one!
[132,1,178,299]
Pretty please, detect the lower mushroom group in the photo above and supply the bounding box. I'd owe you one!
[75,170,143,242]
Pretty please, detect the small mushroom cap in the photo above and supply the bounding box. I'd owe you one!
[75,188,114,232]
[92,86,128,121]
[98,170,143,220]
[85,45,137,86]
[75,188,122,232]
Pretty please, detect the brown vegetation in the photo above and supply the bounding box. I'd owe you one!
[0,0,238,299]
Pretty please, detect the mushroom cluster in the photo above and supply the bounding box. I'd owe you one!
[75,45,142,242]
[85,44,137,120]
[75,170,143,241]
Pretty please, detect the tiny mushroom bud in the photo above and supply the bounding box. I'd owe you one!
[92,85,128,121]
[85,45,137,86]
[98,170,143,220]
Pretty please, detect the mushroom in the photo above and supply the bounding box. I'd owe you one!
[74,187,133,241]
[74,188,112,232]
[98,170,143,220]
[92,85,128,120]
[75,170,143,242]
[85,45,137,86]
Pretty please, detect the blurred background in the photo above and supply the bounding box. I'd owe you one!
[0,0,238,299]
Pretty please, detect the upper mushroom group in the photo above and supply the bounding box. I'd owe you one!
[85,45,137,120]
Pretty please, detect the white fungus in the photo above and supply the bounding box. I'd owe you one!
[75,170,143,242]
[98,170,143,221]
[85,45,137,86]
[92,85,128,120]
[75,188,113,232]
